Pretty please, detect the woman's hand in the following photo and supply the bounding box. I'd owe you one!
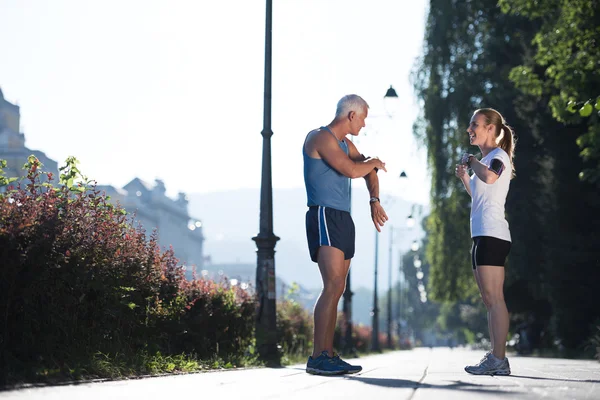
[455,164,468,179]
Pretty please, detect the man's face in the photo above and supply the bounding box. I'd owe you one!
[349,108,368,136]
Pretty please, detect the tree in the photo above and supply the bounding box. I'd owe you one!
[413,0,600,353]
[499,0,600,184]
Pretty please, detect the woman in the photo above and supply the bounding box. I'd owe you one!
[455,108,516,376]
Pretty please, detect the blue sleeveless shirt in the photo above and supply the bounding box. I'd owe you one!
[303,126,351,212]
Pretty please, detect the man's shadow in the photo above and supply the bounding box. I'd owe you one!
[344,376,510,395]
[508,375,600,384]
[344,374,600,393]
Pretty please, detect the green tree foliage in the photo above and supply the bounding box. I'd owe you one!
[414,0,600,353]
[499,0,600,184]
[412,0,535,302]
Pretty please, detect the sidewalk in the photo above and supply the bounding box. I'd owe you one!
[3,348,599,399]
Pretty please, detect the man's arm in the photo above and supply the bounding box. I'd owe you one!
[315,132,386,178]
[347,140,388,231]
[365,169,388,232]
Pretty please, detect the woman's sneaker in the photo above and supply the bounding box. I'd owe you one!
[465,352,511,375]
[306,351,347,375]
[332,352,362,374]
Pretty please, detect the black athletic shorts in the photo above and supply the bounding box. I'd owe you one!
[471,236,511,270]
[306,206,355,263]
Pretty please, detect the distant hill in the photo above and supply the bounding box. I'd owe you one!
[186,187,427,293]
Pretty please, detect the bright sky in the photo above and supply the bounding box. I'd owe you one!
[0,0,430,205]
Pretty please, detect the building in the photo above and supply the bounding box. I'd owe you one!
[0,87,204,269]
[0,88,58,180]
[96,178,204,268]
[195,263,318,308]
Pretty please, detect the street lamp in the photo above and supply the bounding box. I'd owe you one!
[386,213,417,349]
[388,214,420,346]
[345,85,402,355]
[383,85,399,117]
[384,172,408,349]
[386,226,395,349]
[369,87,405,352]
[411,240,420,252]
[252,0,280,366]
[341,172,356,355]
[371,226,381,352]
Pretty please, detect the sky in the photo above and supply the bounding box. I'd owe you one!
[0,0,430,205]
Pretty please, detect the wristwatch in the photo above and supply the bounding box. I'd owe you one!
[466,155,474,167]
[369,197,380,204]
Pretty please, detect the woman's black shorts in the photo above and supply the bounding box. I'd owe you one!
[471,236,511,270]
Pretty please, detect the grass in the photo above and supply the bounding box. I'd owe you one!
[2,351,264,389]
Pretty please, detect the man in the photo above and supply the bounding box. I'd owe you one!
[303,94,388,375]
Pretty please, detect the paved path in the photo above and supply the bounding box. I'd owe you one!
[3,348,599,399]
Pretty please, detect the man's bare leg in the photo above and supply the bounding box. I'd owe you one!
[312,246,350,358]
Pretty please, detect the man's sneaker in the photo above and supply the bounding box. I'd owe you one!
[306,351,347,375]
[332,352,362,374]
[465,352,511,375]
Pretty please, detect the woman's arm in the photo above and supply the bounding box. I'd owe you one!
[455,164,472,197]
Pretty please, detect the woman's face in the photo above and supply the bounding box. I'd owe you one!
[467,113,491,146]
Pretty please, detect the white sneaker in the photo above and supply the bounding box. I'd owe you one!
[465,352,511,375]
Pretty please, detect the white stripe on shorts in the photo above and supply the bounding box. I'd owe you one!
[318,206,322,245]
[322,206,331,246]
[318,206,331,246]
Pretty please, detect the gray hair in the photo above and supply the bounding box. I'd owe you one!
[335,94,369,119]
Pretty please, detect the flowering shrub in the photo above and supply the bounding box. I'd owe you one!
[590,325,600,362]
[277,295,314,361]
[0,157,255,384]
[334,313,395,354]
[161,278,256,357]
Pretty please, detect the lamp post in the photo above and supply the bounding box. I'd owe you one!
[397,248,404,343]
[347,85,399,355]
[383,85,399,117]
[384,170,409,349]
[386,204,416,349]
[369,85,402,352]
[371,227,381,352]
[397,240,420,342]
[341,180,355,355]
[386,226,394,349]
[252,0,280,366]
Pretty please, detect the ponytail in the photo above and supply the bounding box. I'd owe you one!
[474,108,517,179]
[498,123,516,178]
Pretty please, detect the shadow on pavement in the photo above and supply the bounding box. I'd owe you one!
[345,376,517,395]
[509,375,600,384]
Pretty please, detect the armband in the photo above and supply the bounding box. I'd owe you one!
[489,159,505,176]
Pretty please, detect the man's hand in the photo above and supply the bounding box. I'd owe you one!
[370,201,388,232]
[368,157,387,173]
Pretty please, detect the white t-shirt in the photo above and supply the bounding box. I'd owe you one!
[469,147,512,241]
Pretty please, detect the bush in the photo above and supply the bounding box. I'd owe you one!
[162,278,256,358]
[588,325,600,362]
[276,283,314,363]
[0,157,256,384]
